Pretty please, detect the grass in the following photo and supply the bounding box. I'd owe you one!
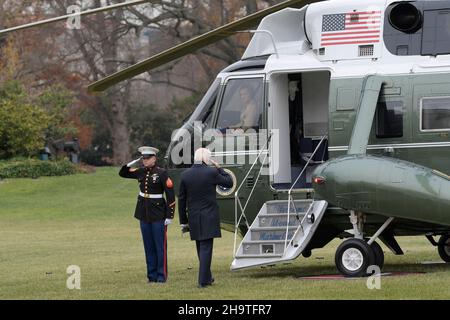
[0,167,449,300]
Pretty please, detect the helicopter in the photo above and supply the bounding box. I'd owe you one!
[3,0,450,277]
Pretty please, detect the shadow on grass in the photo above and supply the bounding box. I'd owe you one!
[232,261,450,280]
[382,261,449,274]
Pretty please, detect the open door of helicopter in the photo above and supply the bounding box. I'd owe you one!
[268,70,330,191]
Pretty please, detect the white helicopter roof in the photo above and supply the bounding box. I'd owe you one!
[244,0,391,62]
[240,0,450,78]
[242,7,310,59]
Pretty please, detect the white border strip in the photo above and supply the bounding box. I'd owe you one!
[329,142,450,152]
[211,150,269,156]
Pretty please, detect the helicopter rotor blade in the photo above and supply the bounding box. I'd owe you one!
[88,0,320,92]
[0,0,149,36]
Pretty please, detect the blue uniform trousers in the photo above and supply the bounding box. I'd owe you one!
[196,238,214,286]
[140,221,167,282]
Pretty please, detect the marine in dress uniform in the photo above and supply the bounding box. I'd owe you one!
[178,148,233,288]
[119,146,175,283]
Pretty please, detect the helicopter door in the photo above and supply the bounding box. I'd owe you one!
[269,71,330,190]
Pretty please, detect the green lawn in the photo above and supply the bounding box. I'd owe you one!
[0,167,449,299]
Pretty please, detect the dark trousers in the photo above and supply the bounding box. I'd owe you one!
[196,238,214,286]
[140,221,167,282]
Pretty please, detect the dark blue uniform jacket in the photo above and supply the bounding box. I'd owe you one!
[119,165,176,223]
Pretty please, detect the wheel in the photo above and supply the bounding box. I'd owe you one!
[238,225,248,238]
[438,234,450,263]
[370,241,385,270]
[302,249,312,258]
[335,238,376,277]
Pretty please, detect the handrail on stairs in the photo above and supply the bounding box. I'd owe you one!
[233,132,273,257]
[283,135,328,254]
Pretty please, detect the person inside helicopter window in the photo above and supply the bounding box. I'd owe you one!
[229,85,260,131]
[216,79,263,134]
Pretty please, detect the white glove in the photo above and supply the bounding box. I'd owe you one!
[127,157,142,167]
[164,219,173,226]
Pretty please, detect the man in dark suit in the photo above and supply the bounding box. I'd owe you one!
[178,148,233,288]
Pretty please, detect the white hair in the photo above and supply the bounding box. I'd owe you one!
[194,148,211,164]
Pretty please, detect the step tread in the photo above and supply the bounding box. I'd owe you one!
[266,199,315,204]
[261,213,306,216]
[235,253,284,259]
[242,240,293,244]
[251,226,299,231]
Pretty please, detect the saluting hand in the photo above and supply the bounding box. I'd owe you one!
[210,159,220,169]
[127,157,142,168]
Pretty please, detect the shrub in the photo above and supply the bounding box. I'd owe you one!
[0,81,50,159]
[0,158,79,179]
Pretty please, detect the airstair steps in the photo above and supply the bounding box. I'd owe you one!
[258,214,303,227]
[265,202,311,214]
[235,253,284,259]
[231,199,328,270]
[238,241,288,256]
[250,227,297,241]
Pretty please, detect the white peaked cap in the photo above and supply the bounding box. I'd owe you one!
[138,146,159,156]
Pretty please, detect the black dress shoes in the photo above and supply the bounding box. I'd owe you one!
[198,277,215,288]
[198,278,215,288]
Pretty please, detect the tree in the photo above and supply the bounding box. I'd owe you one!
[37,84,78,144]
[0,80,78,159]
[1,0,286,164]
[127,92,199,158]
[47,0,281,165]
[0,81,49,158]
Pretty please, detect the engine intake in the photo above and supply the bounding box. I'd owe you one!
[388,2,422,33]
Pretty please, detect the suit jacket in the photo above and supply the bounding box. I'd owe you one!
[178,163,233,241]
[119,165,176,223]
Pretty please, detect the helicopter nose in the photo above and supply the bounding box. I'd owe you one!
[311,159,341,202]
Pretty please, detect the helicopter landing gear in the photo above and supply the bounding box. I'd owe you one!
[302,249,312,258]
[437,234,450,263]
[370,241,385,269]
[335,212,392,277]
[335,238,375,277]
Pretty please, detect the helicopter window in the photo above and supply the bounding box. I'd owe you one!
[216,78,264,132]
[186,78,221,127]
[421,97,450,131]
[376,101,403,138]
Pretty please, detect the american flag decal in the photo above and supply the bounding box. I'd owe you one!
[321,11,381,46]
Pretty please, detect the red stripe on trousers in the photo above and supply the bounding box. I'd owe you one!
[164,225,168,280]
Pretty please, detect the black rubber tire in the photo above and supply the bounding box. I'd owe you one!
[335,238,376,277]
[302,249,312,258]
[370,241,385,270]
[238,225,248,238]
[438,234,450,263]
